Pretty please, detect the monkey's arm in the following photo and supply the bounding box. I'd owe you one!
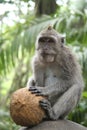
[39,84,83,120]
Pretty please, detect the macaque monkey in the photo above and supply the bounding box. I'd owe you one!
[27,26,84,120]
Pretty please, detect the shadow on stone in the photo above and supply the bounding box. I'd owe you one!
[19,120,87,130]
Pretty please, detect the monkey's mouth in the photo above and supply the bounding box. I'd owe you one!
[46,55,54,62]
[40,52,55,62]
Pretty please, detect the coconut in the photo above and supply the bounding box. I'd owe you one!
[10,87,45,126]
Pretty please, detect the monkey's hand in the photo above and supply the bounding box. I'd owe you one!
[29,86,48,96]
[39,99,58,120]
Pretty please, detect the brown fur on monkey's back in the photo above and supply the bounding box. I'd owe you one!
[10,88,45,126]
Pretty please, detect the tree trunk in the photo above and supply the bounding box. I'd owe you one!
[35,0,57,16]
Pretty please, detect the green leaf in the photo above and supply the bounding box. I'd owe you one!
[82,92,87,98]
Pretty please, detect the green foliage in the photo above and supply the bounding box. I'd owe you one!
[68,97,87,126]
[83,92,87,98]
[0,109,20,130]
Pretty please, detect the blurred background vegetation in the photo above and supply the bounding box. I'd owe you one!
[0,0,87,129]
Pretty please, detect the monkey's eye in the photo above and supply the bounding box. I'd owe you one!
[39,37,55,43]
[39,37,45,42]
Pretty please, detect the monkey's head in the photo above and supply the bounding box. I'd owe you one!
[36,26,65,63]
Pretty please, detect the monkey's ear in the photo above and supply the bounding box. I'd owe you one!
[61,34,66,45]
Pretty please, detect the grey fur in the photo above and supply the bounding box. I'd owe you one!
[27,26,84,120]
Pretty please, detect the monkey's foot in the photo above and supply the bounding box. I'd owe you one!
[39,99,51,110]
[39,99,58,120]
[39,99,53,119]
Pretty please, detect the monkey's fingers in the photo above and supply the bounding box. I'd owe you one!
[39,99,51,110]
[29,86,42,94]
[32,90,41,94]
[31,89,41,94]
[29,86,37,91]
[36,92,44,96]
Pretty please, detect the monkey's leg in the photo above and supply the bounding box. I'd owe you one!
[40,85,82,120]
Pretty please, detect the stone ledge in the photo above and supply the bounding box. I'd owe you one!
[19,120,87,130]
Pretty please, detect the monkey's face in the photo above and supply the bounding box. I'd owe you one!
[36,27,65,63]
[36,36,57,63]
